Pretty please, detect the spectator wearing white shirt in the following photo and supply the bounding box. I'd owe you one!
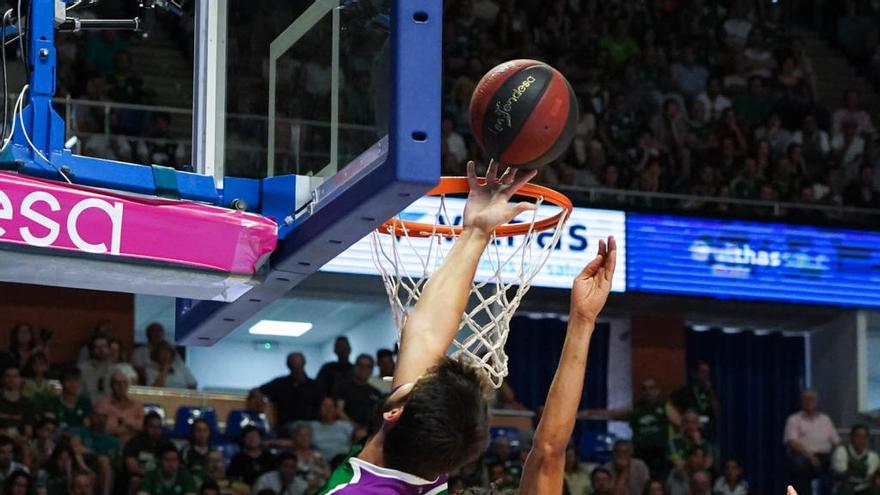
[832,90,876,138]
[695,78,731,124]
[308,397,354,463]
[252,452,308,495]
[713,459,748,495]
[832,425,880,495]
[442,115,468,166]
[144,342,197,390]
[832,120,867,184]
[784,390,840,495]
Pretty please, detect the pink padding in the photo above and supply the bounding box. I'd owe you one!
[0,172,277,274]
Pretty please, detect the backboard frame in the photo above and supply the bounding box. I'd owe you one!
[175,0,443,345]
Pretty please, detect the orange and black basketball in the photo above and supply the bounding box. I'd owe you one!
[469,59,579,170]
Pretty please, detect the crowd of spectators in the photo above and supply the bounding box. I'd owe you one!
[436,0,880,216]
[2,318,877,495]
[17,0,878,218]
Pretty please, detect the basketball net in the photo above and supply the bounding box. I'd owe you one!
[369,181,571,388]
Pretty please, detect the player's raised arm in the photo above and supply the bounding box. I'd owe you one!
[519,236,617,495]
[392,161,536,388]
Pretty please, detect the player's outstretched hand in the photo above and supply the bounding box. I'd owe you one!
[570,236,617,324]
[463,160,538,236]
[787,486,798,495]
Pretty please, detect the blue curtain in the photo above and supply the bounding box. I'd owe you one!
[686,328,806,495]
[505,315,609,417]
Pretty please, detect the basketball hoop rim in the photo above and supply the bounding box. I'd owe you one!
[378,176,574,238]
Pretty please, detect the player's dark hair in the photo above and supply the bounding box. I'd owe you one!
[383,357,490,479]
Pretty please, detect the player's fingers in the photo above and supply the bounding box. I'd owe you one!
[605,236,617,282]
[500,167,517,185]
[466,161,478,188]
[787,486,798,495]
[505,169,537,198]
[513,202,537,215]
[487,160,500,184]
[578,255,603,279]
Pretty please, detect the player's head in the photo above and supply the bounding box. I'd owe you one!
[381,357,491,480]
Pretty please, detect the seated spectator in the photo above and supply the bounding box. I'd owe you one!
[317,337,354,396]
[28,417,56,472]
[696,77,732,124]
[252,452,307,494]
[145,341,197,389]
[80,334,113,402]
[4,470,33,495]
[742,30,776,79]
[605,440,651,495]
[290,423,330,493]
[733,76,773,128]
[785,390,840,495]
[367,349,395,395]
[579,378,680,476]
[731,158,762,200]
[646,479,668,495]
[754,112,793,160]
[259,352,321,430]
[43,367,91,431]
[69,470,95,495]
[832,120,867,183]
[564,444,591,495]
[0,366,36,437]
[442,114,468,167]
[0,435,28,485]
[93,370,143,442]
[832,425,879,495]
[334,354,382,429]
[137,445,196,495]
[667,446,710,495]
[228,426,275,486]
[592,466,615,495]
[69,409,119,495]
[181,418,212,484]
[122,412,172,493]
[308,397,354,463]
[486,460,518,491]
[691,470,712,495]
[600,93,637,160]
[6,323,45,370]
[669,410,713,470]
[38,444,92,495]
[203,450,249,495]
[132,323,173,382]
[21,353,52,406]
[672,361,720,446]
[832,90,875,138]
[108,338,138,384]
[714,459,748,495]
[791,114,830,180]
[722,4,752,50]
[600,17,641,69]
[670,47,709,100]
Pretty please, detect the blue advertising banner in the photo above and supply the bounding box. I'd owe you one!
[626,214,880,308]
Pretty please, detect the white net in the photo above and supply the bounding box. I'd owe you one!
[369,193,569,388]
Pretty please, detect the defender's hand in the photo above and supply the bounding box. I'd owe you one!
[463,161,537,236]
[570,236,617,324]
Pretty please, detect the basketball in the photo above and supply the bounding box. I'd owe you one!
[469,59,579,170]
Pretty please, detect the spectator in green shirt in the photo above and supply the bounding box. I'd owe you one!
[181,419,212,485]
[42,368,91,432]
[137,445,196,495]
[0,367,35,437]
[600,17,641,69]
[3,470,33,495]
[69,408,119,495]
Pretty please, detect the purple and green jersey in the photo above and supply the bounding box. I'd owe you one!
[318,444,448,495]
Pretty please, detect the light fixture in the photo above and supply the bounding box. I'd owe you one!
[249,320,313,337]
